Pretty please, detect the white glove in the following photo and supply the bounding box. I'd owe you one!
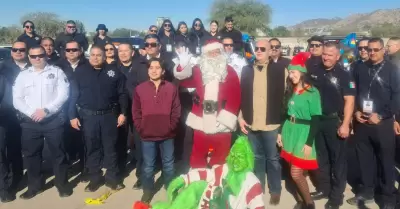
[177,47,192,68]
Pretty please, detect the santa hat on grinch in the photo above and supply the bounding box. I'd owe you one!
[288,52,311,73]
[202,38,224,54]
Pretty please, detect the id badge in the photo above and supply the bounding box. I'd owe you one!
[363,100,373,114]
[196,46,201,55]
[166,44,172,52]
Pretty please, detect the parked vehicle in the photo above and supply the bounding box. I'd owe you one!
[281,46,291,56]
[293,46,305,56]
[0,48,11,65]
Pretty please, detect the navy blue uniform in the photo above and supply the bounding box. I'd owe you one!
[17,33,42,49]
[93,36,112,48]
[308,63,356,206]
[69,63,128,184]
[54,32,89,57]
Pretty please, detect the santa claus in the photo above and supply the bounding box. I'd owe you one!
[173,39,241,168]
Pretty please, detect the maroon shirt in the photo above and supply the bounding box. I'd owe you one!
[132,80,181,141]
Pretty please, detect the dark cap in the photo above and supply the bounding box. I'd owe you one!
[307,35,324,44]
[66,20,76,25]
[225,16,234,22]
[96,24,108,32]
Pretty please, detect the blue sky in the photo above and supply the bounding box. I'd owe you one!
[0,0,398,31]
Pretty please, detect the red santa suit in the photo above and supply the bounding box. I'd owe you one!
[173,39,241,168]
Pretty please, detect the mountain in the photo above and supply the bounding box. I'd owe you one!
[289,9,400,32]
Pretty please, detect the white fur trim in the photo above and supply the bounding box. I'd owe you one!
[186,112,232,134]
[217,109,238,131]
[202,42,223,54]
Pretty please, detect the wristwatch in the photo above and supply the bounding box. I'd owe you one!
[44,108,50,115]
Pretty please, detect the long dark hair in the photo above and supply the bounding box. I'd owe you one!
[158,19,176,38]
[283,72,311,112]
[176,21,188,35]
[104,43,119,63]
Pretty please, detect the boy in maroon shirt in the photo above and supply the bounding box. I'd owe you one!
[132,57,181,203]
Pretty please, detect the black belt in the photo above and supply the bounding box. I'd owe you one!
[79,108,113,116]
[286,115,311,125]
[320,112,340,120]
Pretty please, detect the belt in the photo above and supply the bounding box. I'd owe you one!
[320,112,340,120]
[79,108,113,116]
[286,115,311,125]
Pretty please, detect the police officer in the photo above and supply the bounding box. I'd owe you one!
[55,20,89,58]
[353,38,400,209]
[306,36,324,74]
[0,73,14,202]
[17,20,42,49]
[13,46,71,199]
[41,37,60,65]
[307,42,355,209]
[56,40,88,182]
[69,45,128,192]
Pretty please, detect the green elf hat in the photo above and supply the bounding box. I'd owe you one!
[288,52,311,73]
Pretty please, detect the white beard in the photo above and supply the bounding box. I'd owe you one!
[199,54,228,85]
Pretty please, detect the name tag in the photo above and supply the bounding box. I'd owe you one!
[196,46,201,55]
[363,100,373,114]
[166,44,172,52]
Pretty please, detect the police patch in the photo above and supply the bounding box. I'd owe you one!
[47,73,55,79]
[35,37,39,40]
[107,70,115,78]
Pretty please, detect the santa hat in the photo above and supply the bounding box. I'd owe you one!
[202,38,223,54]
[288,52,311,73]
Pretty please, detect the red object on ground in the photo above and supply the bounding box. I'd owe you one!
[133,201,151,209]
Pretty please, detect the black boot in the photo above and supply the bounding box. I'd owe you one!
[80,168,89,183]
[84,180,103,192]
[310,191,328,200]
[19,189,43,200]
[0,190,15,203]
[57,185,73,197]
[105,181,125,191]
[132,180,142,190]
[141,190,154,204]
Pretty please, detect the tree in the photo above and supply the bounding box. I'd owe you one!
[370,22,400,37]
[209,0,272,36]
[292,28,305,37]
[0,26,22,44]
[110,28,141,37]
[271,26,290,37]
[20,12,65,38]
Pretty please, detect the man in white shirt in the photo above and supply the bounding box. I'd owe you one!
[13,46,71,199]
[222,37,247,79]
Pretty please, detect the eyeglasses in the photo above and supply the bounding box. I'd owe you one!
[11,48,26,53]
[29,54,45,59]
[223,44,233,47]
[271,45,281,50]
[309,44,322,48]
[358,46,368,51]
[65,48,79,52]
[164,24,171,27]
[105,48,114,51]
[255,47,266,52]
[145,43,158,48]
[367,48,383,53]
[25,25,33,29]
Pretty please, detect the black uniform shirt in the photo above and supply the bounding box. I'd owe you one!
[353,60,400,119]
[308,63,356,115]
[69,63,127,119]
[17,33,42,49]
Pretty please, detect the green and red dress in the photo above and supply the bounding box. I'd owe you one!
[280,85,322,170]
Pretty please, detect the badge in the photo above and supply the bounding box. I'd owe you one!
[107,70,115,78]
[330,77,338,85]
[47,73,55,79]
[166,44,172,52]
[195,46,201,55]
[35,37,39,40]
[311,74,317,79]
[363,100,373,114]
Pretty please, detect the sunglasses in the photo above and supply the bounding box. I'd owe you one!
[255,47,266,52]
[309,44,322,48]
[65,48,79,53]
[223,44,233,47]
[29,54,45,59]
[67,26,76,29]
[11,48,26,53]
[195,23,202,27]
[105,48,114,51]
[150,30,158,33]
[25,25,33,29]
[367,48,382,53]
[164,24,171,27]
[358,46,368,51]
[271,45,281,49]
[145,43,158,48]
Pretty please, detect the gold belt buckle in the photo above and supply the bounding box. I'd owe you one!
[290,115,296,123]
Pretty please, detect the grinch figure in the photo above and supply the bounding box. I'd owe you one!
[133,136,264,209]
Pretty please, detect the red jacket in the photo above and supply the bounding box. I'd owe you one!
[132,80,181,141]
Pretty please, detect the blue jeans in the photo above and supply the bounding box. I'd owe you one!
[248,129,282,194]
[141,138,175,191]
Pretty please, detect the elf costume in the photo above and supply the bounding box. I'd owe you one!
[133,135,264,209]
[280,52,322,170]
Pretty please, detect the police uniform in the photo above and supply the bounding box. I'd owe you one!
[353,60,400,206]
[69,63,128,191]
[308,63,356,206]
[13,65,70,198]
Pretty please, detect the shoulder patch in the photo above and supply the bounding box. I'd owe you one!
[349,81,355,89]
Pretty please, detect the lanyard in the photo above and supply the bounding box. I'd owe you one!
[367,61,385,99]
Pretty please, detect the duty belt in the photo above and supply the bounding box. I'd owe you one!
[78,107,113,116]
[287,115,311,125]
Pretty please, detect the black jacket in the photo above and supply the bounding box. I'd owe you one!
[188,30,210,55]
[55,32,89,56]
[47,52,60,65]
[93,36,112,48]
[55,58,88,81]
[174,33,191,47]
[0,59,30,84]
[220,28,243,52]
[17,33,42,49]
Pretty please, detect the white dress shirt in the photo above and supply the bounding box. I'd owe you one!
[227,53,248,79]
[13,64,70,118]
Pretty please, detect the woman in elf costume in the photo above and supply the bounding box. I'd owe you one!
[277,52,322,209]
